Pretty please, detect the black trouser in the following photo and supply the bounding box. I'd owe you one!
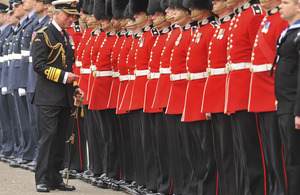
[141,111,159,191]
[118,113,135,182]
[181,120,218,195]
[258,112,286,195]
[99,109,120,179]
[64,107,87,172]
[278,114,300,195]
[230,110,265,195]
[87,108,104,175]
[211,113,236,195]
[35,106,70,186]
[155,112,173,194]
[130,109,146,186]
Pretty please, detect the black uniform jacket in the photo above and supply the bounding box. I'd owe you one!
[31,22,77,107]
[275,27,300,116]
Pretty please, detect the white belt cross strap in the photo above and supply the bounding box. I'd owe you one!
[207,67,228,76]
[170,73,188,81]
[93,70,112,77]
[187,72,208,80]
[21,50,30,57]
[119,75,136,81]
[159,67,171,74]
[135,69,150,77]
[75,61,82,67]
[80,68,91,74]
[250,64,273,73]
[226,62,251,71]
[112,71,120,78]
[147,72,160,79]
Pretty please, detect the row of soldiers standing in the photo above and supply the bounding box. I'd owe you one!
[0,0,298,194]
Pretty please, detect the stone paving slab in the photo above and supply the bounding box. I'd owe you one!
[0,161,127,195]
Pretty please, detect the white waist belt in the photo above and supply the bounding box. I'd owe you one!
[250,64,273,73]
[3,55,8,61]
[187,72,207,80]
[21,50,30,57]
[159,67,171,74]
[226,62,251,71]
[119,75,136,81]
[0,57,3,63]
[90,65,96,72]
[135,69,149,77]
[170,73,188,81]
[80,68,91,74]
[112,71,120,78]
[29,57,32,63]
[148,72,160,79]
[207,67,227,76]
[93,70,112,77]
[9,53,22,60]
[75,61,82,67]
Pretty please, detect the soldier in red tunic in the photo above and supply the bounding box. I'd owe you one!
[225,0,266,193]
[201,0,236,194]
[249,0,288,194]
[180,0,218,193]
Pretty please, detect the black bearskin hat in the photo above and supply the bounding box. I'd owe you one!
[147,0,164,15]
[183,0,212,10]
[112,0,129,19]
[94,0,107,20]
[82,0,89,14]
[123,3,134,20]
[88,0,93,15]
[129,0,149,15]
[160,0,168,11]
[105,0,113,19]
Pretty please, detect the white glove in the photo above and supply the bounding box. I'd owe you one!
[18,88,26,97]
[1,87,7,95]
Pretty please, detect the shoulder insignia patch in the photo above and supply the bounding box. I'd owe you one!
[34,38,41,42]
[74,26,82,33]
[252,4,262,15]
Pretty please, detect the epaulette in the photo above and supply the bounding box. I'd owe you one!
[37,27,48,34]
[252,4,263,15]
[151,28,159,36]
[74,25,82,33]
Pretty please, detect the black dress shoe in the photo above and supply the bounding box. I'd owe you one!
[51,183,76,191]
[36,184,50,192]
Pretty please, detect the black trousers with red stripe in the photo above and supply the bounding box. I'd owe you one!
[257,112,287,195]
[230,110,265,195]
[211,113,236,195]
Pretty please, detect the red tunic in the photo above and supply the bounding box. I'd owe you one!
[225,3,265,113]
[129,26,157,111]
[107,30,127,109]
[86,30,106,104]
[77,29,95,105]
[165,21,198,114]
[116,32,134,114]
[182,17,217,122]
[202,13,235,114]
[248,9,288,112]
[144,27,170,113]
[66,23,83,80]
[152,25,181,109]
[89,31,117,110]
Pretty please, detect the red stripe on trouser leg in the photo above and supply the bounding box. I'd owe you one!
[281,143,288,190]
[169,178,173,195]
[216,172,219,195]
[255,113,267,195]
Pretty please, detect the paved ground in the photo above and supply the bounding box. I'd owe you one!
[0,161,126,195]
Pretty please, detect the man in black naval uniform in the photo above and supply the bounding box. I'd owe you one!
[274,0,300,194]
[31,0,84,192]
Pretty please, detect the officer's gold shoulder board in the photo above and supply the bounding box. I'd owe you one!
[252,4,262,15]
[37,27,48,34]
